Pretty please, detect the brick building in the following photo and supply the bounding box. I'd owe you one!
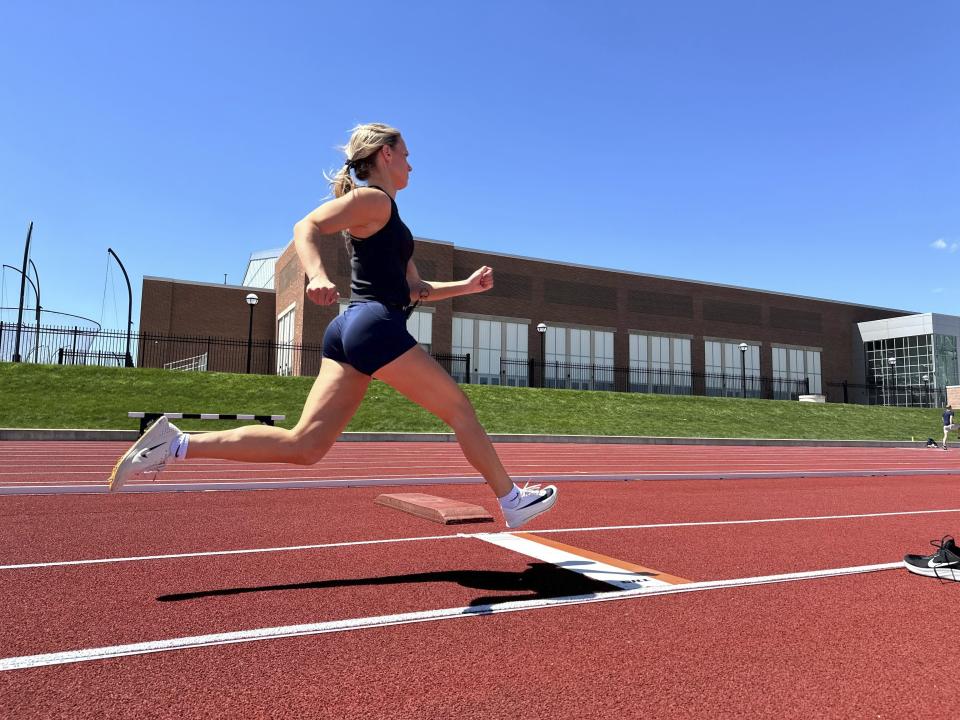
[139,232,931,404]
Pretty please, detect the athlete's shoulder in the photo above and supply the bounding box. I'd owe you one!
[351,185,393,204]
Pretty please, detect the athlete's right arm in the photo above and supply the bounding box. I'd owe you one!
[293,189,391,305]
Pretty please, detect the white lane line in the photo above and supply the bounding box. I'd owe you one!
[9,463,960,474]
[0,477,485,495]
[5,468,960,496]
[0,534,465,570]
[4,507,959,571]
[0,560,900,671]
[529,507,960,536]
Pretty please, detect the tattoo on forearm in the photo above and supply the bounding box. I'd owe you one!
[419,283,431,300]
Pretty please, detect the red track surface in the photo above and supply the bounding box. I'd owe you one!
[4,441,960,489]
[2,441,960,718]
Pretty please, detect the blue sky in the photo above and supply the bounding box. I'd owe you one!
[1,1,957,331]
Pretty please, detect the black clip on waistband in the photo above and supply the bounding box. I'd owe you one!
[403,300,420,319]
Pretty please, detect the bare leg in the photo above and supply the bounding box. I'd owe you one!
[373,346,513,497]
[187,358,370,464]
[944,426,950,450]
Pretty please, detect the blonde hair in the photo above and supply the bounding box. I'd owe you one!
[328,122,402,198]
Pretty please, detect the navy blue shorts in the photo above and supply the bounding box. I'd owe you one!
[322,301,418,376]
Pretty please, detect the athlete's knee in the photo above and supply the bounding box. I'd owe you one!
[439,392,479,430]
[286,429,335,465]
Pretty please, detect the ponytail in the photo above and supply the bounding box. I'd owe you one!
[331,160,357,199]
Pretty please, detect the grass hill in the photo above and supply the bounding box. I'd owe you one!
[0,362,946,441]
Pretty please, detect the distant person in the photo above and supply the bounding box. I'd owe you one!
[108,122,557,529]
[943,405,959,451]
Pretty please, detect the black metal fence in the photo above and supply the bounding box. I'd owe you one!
[494,358,810,399]
[0,322,454,379]
[433,353,471,384]
[3,321,817,401]
[1,322,126,367]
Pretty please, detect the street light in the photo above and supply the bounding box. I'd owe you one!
[12,222,33,363]
[245,293,259,374]
[107,249,135,367]
[922,374,930,408]
[738,342,748,398]
[888,356,897,407]
[3,264,40,361]
[536,323,547,388]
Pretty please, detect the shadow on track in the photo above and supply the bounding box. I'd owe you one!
[156,562,617,607]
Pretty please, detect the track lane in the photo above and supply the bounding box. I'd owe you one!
[5,442,960,493]
[3,476,960,666]
[3,473,960,564]
[5,442,960,719]
[2,570,958,719]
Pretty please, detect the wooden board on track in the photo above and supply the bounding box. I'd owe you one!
[375,493,495,525]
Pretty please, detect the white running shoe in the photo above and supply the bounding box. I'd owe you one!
[108,416,181,492]
[502,483,559,529]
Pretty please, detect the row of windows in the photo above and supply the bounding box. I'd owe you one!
[864,334,960,401]
[277,305,823,393]
[296,303,822,395]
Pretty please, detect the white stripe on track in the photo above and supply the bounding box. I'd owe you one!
[529,506,960,536]
[4,507,959,571]
[4,468,960,496]
[0,534,464,570]
[0,560,900,671]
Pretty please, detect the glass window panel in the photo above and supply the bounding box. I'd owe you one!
[479,320,491,350]
[748,346,760,376]
[546,327,564,362]
[705,341,721,371]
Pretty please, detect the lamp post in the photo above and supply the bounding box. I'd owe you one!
[738,342,748,398]
[536,322,547,388]
[3,264,40,361]
[245,293,259,374]
[107,249,135,367]
[922,374,930,408]
[888,356,897,407]
[12,222,33,362]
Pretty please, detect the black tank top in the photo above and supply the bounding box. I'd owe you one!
[348,186,414,307]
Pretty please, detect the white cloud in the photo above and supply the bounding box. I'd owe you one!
[930,239,959,253]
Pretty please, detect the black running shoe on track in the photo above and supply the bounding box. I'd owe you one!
[903,536,960,581]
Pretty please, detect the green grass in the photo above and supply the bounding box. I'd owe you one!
[0,362,947,440]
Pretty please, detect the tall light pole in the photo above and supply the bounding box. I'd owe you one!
[888,356,897,406]
[922,373,930,408]
[12,222,33,362]
[738,342,748,398]
[536,322,547,388]
[3,264,39,361]
[246,293,259,374]
[107,248,134,367]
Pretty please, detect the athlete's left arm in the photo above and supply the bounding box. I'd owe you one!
[406,261,493,303]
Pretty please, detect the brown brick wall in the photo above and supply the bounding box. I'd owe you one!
[947,387,960,408]
[140,237,908,401]
[139,277,276,370]
[141,278,275,338]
